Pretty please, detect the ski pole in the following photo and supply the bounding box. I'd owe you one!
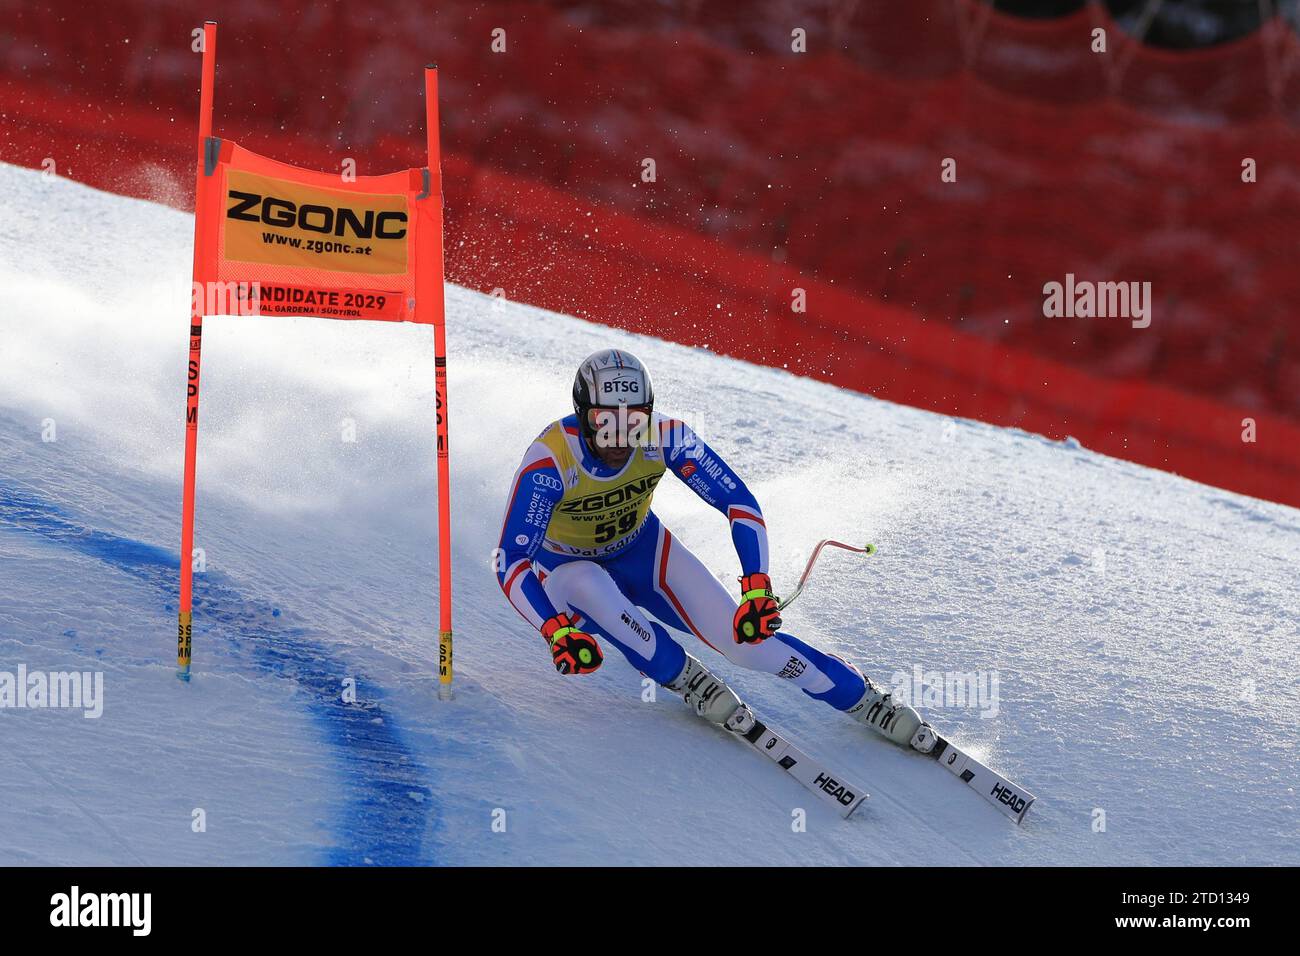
[777,540,876,612]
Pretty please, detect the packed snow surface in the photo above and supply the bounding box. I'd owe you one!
[1,164,1296,865]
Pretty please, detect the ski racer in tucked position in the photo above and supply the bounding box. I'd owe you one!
[495,348,936,753]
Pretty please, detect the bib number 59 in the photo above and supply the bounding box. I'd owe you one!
[594,512,638,543]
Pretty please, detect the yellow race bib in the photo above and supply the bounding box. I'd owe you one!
[538,421,665,557]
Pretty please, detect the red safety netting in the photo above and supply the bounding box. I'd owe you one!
[3,0,1297,505]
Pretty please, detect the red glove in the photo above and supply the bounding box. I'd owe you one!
[541,613,604,675]
[733,572,782,644]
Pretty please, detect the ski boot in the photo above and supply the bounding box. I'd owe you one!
[666,652,743,726]
[847,675,936,753]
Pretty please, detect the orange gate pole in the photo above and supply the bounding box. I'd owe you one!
[178,20,217,681]
[425,64,454,699]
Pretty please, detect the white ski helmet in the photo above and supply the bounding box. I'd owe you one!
[572,348,655,445]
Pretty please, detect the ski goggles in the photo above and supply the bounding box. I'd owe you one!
[585,404,654,448]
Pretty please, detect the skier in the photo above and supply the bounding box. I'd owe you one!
[495,348,933,752]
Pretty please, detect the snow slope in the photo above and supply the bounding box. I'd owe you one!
[0,163,1296,865]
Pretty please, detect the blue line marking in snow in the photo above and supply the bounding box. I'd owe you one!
[0,480,436,865]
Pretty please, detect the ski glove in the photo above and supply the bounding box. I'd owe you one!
[541,613,604,675]
[733,572,782,643]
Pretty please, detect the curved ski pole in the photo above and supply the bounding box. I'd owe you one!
[777,540,876,612]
